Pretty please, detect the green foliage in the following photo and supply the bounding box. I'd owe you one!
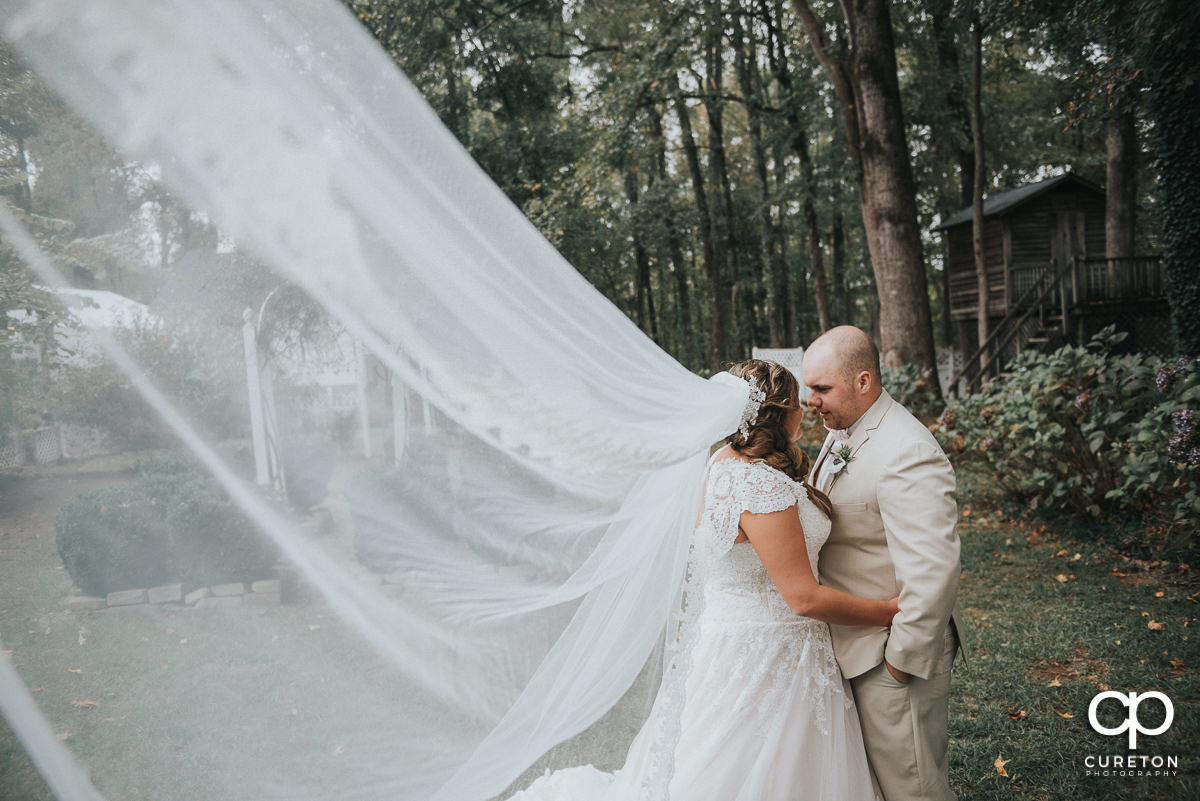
[881,362,944,423]
[49,317,245,448]
[55,460,278,596]
[935,330,1199,552]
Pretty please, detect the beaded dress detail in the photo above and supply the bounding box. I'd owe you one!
[508,457,882,801]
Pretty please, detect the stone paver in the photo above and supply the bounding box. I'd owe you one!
[106,589,146,607]
[147,583,183,604]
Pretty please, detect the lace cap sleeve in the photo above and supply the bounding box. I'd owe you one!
[738,461,803,515]
[698,459,803,559]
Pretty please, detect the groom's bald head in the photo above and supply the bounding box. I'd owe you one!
[808,326,881,385]
[802,326,883,429]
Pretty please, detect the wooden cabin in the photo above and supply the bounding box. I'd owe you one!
[933,173,1169,393]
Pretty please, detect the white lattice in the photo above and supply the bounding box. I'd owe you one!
[0,436,23,469]
[751,347,806,399]
[33,427,61,463]
[60,424,113,460]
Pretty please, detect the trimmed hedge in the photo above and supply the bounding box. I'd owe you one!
[56,463,278,597]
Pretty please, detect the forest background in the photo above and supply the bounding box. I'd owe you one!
[2,0,1199,543]
[1,3,1199,798]
[3,0,1199,390]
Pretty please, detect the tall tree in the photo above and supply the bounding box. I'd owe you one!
[790,0,938,378]
[969,17,989,366]
[1010,0,1195,352]
[732,6,784,346]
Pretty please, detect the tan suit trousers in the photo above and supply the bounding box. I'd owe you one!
[849,625,959,801]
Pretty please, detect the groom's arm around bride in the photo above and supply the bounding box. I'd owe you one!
[803,326,967,801]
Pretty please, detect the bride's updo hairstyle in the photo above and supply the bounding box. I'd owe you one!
[725,359,832,518]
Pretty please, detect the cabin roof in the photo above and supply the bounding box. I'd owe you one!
[932,173,1104,232]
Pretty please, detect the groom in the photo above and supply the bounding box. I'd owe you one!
[803,326,966,801]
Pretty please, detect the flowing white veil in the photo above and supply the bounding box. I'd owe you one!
[0,1,752,799]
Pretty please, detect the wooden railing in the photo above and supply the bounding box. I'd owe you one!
[947,258,1076,398]
[1078,257,1164,302]
[948,255,1164,399]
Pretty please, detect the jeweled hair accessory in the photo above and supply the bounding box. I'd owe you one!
[710,371,767,440]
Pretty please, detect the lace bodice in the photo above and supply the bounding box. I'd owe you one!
[510,456,876,801]
[693,458,832,624]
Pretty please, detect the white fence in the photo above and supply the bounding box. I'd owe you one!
[0,425,113,469]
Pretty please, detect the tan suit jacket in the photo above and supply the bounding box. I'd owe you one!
[812,390,967,681]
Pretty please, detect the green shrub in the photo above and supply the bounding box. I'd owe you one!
[136,441,255,481]
[882,363,945,423]
[933,329,1199,552]
[56,467,278,596]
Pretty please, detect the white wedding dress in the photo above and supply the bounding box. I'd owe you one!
[509,457,883,801]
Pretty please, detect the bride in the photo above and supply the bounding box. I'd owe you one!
[509,359,892,801]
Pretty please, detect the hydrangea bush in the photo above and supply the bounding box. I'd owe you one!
[933,329,1199,552]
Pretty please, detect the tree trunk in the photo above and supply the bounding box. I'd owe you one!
[970,21,989,370]
[791,0,939,380]
[673,81,725,368]
[832,185,849,326]
[733,10,783,346]
[799,136,831,334]
[1105,106,1137,297]
[773,139,798,346]
[651,107,696,366]
[622,166,658,340]
[704,26,741,358]
[929,0,971,350]
[761,0,828,337]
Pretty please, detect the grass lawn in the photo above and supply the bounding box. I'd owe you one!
[946,473,1198,800]
[1,460,1197,800]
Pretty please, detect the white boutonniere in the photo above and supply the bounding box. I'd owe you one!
[827,443,855,487]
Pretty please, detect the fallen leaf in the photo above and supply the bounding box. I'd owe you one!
[994,755,1011,777]
[1148,620,1165,631]
[1055,574,1069,583]
[65,668,81,674]
[1155,591,1165,598]
[1006,709,1027,720]
[70,700,99,708]
[1056,710,1074,718]
[1048,678,1063,687]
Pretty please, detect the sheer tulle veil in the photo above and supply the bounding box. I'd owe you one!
[0,1,755,799]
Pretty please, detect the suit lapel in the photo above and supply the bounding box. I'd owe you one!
[824,391,893,493]
[810,433,836,484]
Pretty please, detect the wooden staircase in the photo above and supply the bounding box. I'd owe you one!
[946,259,1077,398]
[946,255,1166,398]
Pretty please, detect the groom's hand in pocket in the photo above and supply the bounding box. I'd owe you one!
[885,659,910,684]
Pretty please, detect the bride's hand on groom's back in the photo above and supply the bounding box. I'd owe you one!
[886,596,900,625]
